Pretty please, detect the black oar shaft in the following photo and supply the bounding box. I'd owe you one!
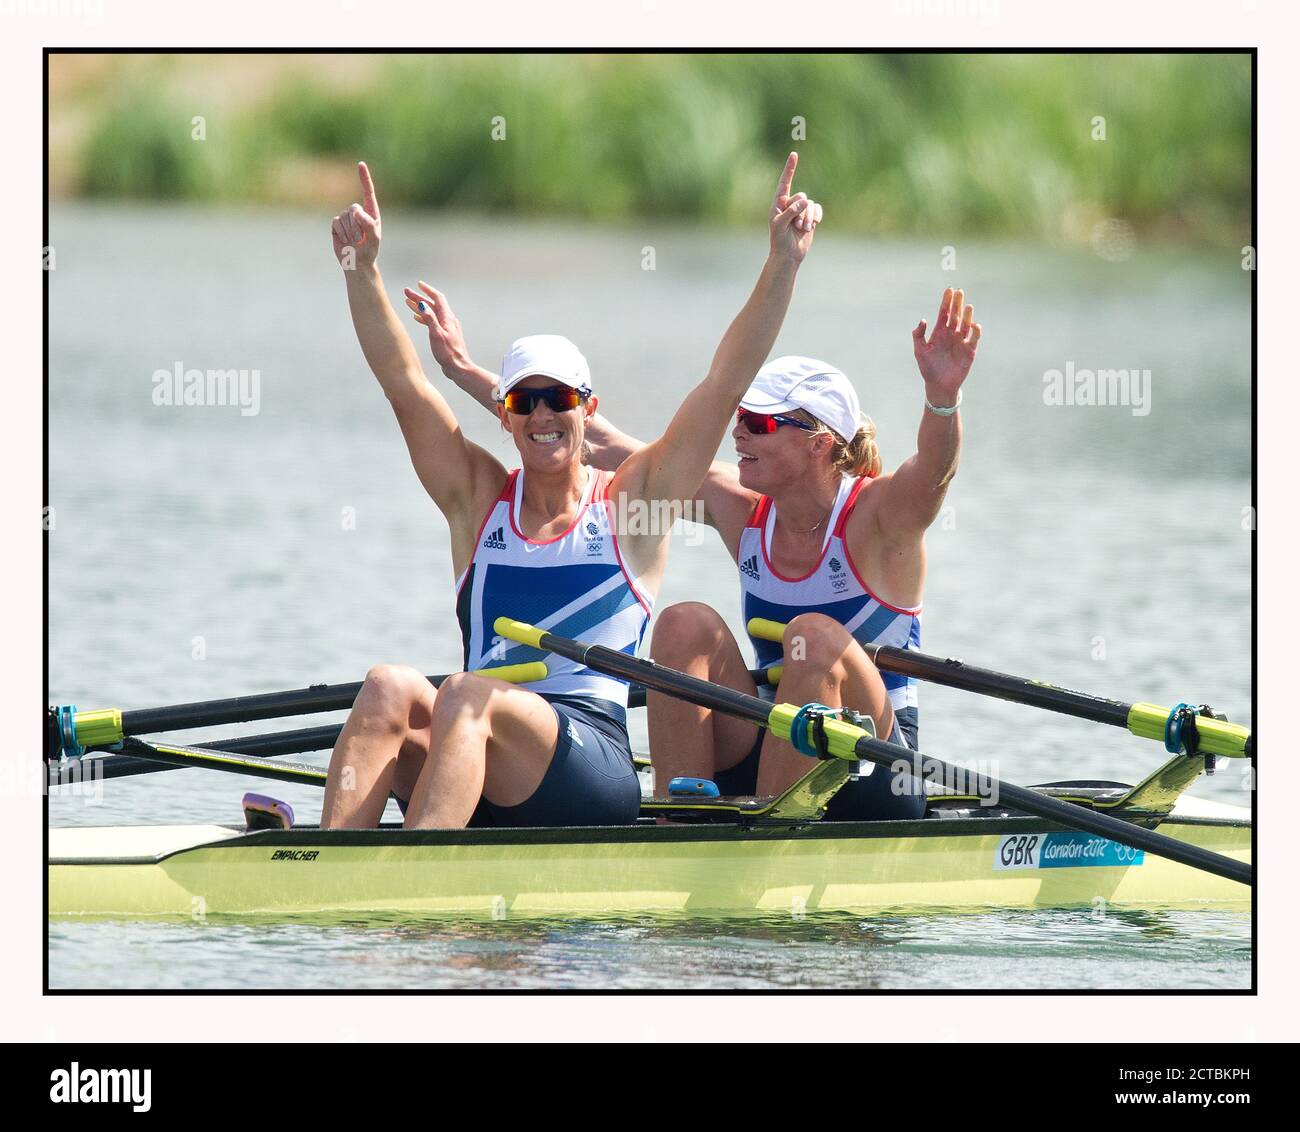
[121,679,370,734]
[864,644,1133,728]
[63,724,346,783]
[118,738,327,787]
[533,631,775,729]
[748,618,1252,759]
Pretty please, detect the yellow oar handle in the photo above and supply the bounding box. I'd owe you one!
[495,617,545,648]
[472,661,548,684]
[70,709,123,749]
[748,617,787,643]
[744,619,784,685]
[1127,704,1252,759]
[747,619,785,684]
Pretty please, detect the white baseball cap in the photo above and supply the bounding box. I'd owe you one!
[740,356,861,442]
[498,335,592,400]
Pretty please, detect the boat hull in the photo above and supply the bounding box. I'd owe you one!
[49,813,1252,920]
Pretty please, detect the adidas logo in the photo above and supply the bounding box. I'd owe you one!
[740,554,760,580]
[481,526,508,550]
[829,556,843,573]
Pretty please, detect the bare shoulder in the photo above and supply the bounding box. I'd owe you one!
[844,473,908,545]
[605,452,648,508]
[446,448,511,566]
[851,472,890,516]
[703,464,761,556]
[451,441,510,522]
[842,473,927,608]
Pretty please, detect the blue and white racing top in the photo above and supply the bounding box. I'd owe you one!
[455,467,653,726]
[738,475,922,721]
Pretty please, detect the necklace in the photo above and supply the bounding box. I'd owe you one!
[789,517,824,535]
[784,505,833,535]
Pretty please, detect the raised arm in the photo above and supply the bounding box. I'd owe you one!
[404,281,645,472]
[331,163,503,521]
[405,282,758,534]
[612,153,821,510]
[876,287,981,534]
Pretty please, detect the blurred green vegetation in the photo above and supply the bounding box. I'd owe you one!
[60,53,1251,243]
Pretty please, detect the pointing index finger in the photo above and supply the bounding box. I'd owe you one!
[775,152,798,201]
[357,161,380,219]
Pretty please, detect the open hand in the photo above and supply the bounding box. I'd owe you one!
[405,282,471,376]
[912,288,981,404]
[330,162,382,269]
[769,152,824,263]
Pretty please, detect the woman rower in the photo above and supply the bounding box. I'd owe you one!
[319,155,822,830]
[420,271,979,819]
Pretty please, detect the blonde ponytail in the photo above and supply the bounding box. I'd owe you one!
[800,411,882,478]
[833,414,882,478]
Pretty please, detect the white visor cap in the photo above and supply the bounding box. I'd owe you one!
[498,335,592,400]
[740,356,861,442]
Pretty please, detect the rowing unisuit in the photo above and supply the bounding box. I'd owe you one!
[738,474,922,746]
[456,464,653,728]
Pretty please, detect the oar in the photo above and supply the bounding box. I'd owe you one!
[55,719,651,783]
[89,736,657,793]
[49,723,348,784]
[46,661,548,760]
[628,670,777,711]
[747,618,1252,759]
[494,616,1251,886]
[112,737,329,787]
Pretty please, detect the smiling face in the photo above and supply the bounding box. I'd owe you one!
[733,409,835,494]
[498,374,597,474]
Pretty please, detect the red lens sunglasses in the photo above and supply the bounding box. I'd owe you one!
[736,408,816,435]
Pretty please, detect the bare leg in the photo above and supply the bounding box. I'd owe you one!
[321,664,437,829]
[647,601,759,789]
[755,613,896,796]
[401,672,560,829]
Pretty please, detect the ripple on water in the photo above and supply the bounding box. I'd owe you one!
[47,909,1252,991]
